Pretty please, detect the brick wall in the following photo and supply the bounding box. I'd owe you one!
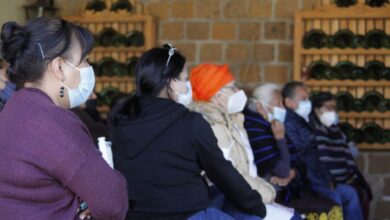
[145,0,309,87]
[55,0,389,219]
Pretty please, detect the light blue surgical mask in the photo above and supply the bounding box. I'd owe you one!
[295,100,312,122]
[260,101,287,123]
[61,59,96,108]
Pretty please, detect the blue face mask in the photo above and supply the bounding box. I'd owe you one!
[0,80,16,102]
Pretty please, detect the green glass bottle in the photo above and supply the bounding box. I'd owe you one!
[303,30,328,49]
[366,0,390,7]
[98,57,126,77]
[336,0,357,7]
[99,87,120,106]
[352,99,365,112]
[98,28,126,47]
[362,90,384,112]
[366,30,387,49]
[364,60,385,80]
[353,34,367,48]
[126,56,139,77]
[332,29,355,49]
[111,0,133,12]
[336,92,355,112]
[126,31,145,47]
[85,0,107,12]
[308,60,332,80]
[382,68,390,80]
[361,122,383,143]
[334,61,356,80]
[351,67,368,80]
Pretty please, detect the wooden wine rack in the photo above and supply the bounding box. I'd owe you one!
[65,0,157,115]
[294,2,390,150]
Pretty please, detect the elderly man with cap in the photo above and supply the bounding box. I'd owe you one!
[190,64,301,220]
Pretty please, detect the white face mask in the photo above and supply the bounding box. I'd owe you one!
[61,59,96,108]
[320,111,339,127]
[226,90,247,114]
[295,100,312,122]
[260,101,287,123]
[174,79,192,107]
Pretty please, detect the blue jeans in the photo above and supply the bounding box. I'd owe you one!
[316,184,363,220]
[210,186,263,220]
[188,207,235,220]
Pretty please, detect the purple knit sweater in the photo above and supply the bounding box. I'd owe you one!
[0,88,128,220]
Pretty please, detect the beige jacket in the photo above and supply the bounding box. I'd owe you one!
[192,102,276,203]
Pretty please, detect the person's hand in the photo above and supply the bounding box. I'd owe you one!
[271,120,285,140]
[270,169,296,186]
[78,208,91,220]
[255,102,267,119]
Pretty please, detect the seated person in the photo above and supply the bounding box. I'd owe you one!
[282,81,363,220]
[109,46,266,220]
[310,92,372,220]
[0,59,15,111]
[246,84,342,219]
[190,64,301,220]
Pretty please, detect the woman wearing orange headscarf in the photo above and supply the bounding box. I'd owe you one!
[190,64,301,220]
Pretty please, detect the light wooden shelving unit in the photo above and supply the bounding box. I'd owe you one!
[294,0,390,150]
[65,0,157,115]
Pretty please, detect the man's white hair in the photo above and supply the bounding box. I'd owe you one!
[247,83,280,111]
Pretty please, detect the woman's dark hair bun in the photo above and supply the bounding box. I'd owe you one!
[1,21,29,64]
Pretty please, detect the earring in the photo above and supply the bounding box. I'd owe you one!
[60,86,65,98]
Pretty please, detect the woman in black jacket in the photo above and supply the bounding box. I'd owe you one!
[109,45,266,220]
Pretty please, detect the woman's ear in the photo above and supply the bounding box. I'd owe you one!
[51,57,65,81]
[256,102,267,118]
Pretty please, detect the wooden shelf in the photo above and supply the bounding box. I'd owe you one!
[92,46,146,53]
[358,143,390,150]
[305,79,390,87]
[301,48,390,55]
[339,111,390,119]
[96,76,135,81]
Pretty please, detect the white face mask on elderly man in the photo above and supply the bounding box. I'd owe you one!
[227,90,248,114]
[61,59,96,108]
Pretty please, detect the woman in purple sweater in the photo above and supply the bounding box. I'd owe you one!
[0,18,128,219]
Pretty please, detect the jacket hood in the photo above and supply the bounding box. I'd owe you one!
[109,95,188,158]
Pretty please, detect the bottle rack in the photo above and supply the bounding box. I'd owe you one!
[65,0,157,115]
[294,2,390,150]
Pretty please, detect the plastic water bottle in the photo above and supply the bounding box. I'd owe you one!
[98,137,114,168]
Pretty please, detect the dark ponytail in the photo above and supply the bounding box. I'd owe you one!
[1,17,94,85]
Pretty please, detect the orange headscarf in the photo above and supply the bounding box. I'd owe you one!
[190,64,235,102]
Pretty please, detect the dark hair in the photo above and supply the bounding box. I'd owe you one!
[281,81,305,100]
[1,17,94,85]
[135,44,186,97]
[310,91,335,109]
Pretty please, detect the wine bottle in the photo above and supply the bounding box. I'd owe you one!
[339,122,355,141]
[382,68,390,80]
[332,29,355,49]
[353,34,367,48]
[98,57,126,77]
[308,60,332,80]
[351,67,367,80]
[126,56,139,77]
[366,0,390,7]
[126,31,145,47]
[111,0,133,12]
[362,90,384,112]
[85,0,107,12]
[334,61,356,80]
[336,92,355,112]
[364,60,385,80]
[98,28,125,47]
[303,30,328,49]
[99,87,120,106]
[361,122,383,143]
[366,29,387,49]
[336,0,357,7]
[352,99,365,112]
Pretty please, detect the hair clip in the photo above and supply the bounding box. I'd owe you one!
[37,41,45,59]
[166,44,177,67]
